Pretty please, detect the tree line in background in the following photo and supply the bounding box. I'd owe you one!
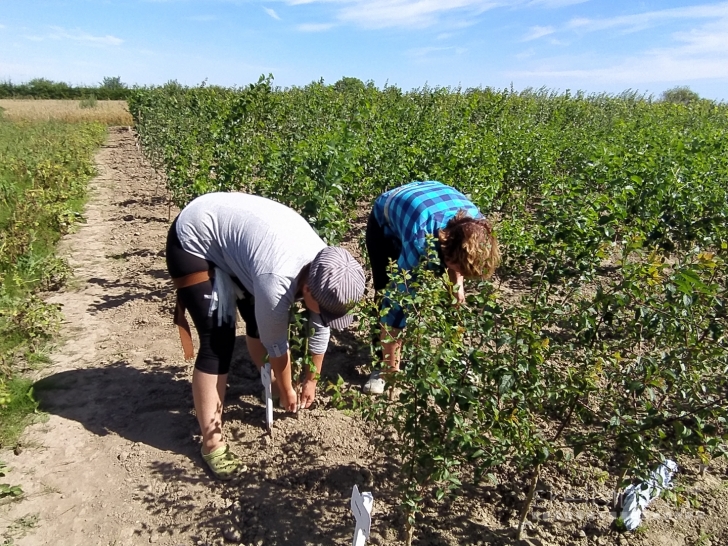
[0,77,131,100]
[0,76,712,106]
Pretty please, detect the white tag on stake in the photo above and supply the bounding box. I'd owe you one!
[619,459,678,530]
[351,484,374,546]
[261,362,273,431]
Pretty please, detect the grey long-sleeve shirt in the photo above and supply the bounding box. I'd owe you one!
[176,192,329,358]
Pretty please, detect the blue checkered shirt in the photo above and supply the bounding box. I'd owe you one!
[373,180,481,271]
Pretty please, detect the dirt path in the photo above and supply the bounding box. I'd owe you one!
[0,127,204,546]
[2,127,727,546]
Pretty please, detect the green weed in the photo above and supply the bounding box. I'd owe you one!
[0,378,40,448]
[0,117,105,444]
[79,94,97,109]
[2,513,39,542]
[0,460,23,502]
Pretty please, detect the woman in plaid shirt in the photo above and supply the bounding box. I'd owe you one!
[364,180,500,394]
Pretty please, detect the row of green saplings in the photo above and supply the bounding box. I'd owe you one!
[126,79,728,260]
[127,79,727,543]
[287,238,726,545]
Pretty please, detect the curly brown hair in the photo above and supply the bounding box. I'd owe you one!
[438,210,501,279]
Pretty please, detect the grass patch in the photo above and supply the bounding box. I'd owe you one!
[0,117,105,445]
[0,377,40,448]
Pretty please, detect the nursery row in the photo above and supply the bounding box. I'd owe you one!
[129,78,728,542]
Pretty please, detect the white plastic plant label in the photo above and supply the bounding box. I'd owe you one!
[351,484,374,546]
[261,362,273,431]
[619,459,678,530]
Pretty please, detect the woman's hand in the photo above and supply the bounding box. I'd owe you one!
[269,352,298,412]
[454,283,465,305]
[299,353,324,410]
[279,384,298,413]
[299,379,317,409]
[447,267,466,305]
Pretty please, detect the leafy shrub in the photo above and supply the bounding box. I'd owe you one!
[130,77,728,541]
[79,94,97,109]
[661,86,700,105]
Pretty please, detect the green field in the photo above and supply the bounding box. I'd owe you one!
[0,115,106,446]
[129,78,728,540]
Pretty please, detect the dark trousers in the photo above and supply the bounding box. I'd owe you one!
[365,213,400,291]
[166,218,258,375]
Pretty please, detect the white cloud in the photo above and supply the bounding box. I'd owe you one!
[297,22,336,32]
[511,54,728,84]
[0,23,6,29]
[406,45,467,59]
[264,7,281,20]
[279,0,509,29]
[407,45,451,57]
[48,26,123,46]
[564,2,728,34]
[522,25,554,41]
[527,0,588,7]
[23,35,45,42]
[515,48,535,59]
[339,0,500,29]
[277,0,728,34]
[669,18,728,55]
[510,18,728,86]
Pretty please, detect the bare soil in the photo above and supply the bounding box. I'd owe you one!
[1,127,727,546]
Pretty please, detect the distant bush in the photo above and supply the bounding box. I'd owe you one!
[0,77,131,100]
[79,94,98,109]
[661,86,701,105]
[101,76,127,91]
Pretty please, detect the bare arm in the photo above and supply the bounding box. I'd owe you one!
[300,353,324,409]
[447,268,465,304]
[269,352,297,412]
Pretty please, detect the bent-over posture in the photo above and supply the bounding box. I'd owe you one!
[364,180,500,394]
[166,192,365,479]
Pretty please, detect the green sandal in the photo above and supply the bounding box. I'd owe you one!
[202,445,246,480]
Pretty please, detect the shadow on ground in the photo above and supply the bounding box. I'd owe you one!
[31,331,508,544]
[33,358,197,454]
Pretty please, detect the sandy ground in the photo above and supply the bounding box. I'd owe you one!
[1,127,727,546]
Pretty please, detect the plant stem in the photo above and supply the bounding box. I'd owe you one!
[405,519,415,546]
[517,464,541,539]
[612,456,631,510]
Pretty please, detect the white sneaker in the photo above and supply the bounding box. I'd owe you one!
[362,369,386,395]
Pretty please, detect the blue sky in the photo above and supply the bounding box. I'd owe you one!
[1,1,727,100]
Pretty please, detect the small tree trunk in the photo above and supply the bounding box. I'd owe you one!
[405,520,415,546]
[517,465,541,539]
[612,462,630,510]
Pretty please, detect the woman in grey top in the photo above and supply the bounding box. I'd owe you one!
[166,192,365,479]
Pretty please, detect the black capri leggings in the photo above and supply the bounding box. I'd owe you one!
[166,217,259,375]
